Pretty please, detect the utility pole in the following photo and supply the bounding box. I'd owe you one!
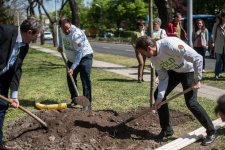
[95,4,102,36]
[187,0,193,47]
[149,0,155,108]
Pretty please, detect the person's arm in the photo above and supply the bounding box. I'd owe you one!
[131,32,138,48]
[156,68,169,99]
[153,68,169,109]
[10,67,21,99]
[10,44,28,100]
[205,29,209,48]
[161,29,167,38]
[212,23,217,43]
[192,30,196,45]
[70,30,85,70]
[171,41,203,81]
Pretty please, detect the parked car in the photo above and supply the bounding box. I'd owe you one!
[44,31,53,40]
[104,32,114,38]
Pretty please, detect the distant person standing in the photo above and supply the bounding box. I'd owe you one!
[192,19,209,73]
[166,12,187,41]
[210,14,221,58]
[153,18,167,41]
[212,12,225,79]
[57,16,93,110]
[131,21,146,83]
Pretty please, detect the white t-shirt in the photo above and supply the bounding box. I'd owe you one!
[152,37,203,99]
[58,25,93,70]
[153,29,167,40]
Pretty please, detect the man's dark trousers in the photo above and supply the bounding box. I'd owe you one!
[0,70,13,144]
[154,70,215,135]
[67,54,93,102]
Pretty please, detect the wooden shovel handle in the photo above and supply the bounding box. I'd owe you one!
[0,95,48,129]
[115,87,193,127]
[60,51,80,96]
[160,87,193,106]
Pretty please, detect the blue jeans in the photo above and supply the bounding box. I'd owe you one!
[67,54,93,102]
[214,53,225,77]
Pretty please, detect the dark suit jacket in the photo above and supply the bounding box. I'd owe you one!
[0,24,29,91]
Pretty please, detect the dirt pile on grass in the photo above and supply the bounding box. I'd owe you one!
[6,107,194,150]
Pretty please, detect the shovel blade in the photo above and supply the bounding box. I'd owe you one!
[73,96,90,107]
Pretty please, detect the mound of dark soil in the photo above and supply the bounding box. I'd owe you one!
[6,107,194,150]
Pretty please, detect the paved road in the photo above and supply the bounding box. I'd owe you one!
[89,41,216,70]
[39,39,216,70]
[90,41,135,57]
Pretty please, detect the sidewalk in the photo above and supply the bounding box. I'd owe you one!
[31,45,225,101]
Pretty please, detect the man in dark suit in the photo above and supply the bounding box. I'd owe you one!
[0,17,42,149]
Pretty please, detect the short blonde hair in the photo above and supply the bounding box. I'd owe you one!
[153,18,162,25]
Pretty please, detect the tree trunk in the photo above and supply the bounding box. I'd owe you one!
[38,0,44,45]
[28,0,36,17]
[154,0,174,29]
[68,0,80,27]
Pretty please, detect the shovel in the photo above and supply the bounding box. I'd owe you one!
[0,95,48,129]
[59,51,90,107]
[113,87,193,134]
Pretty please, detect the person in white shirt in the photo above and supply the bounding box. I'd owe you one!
[153,18,167,41]
[57,16,93,110]
[135,36,217,146]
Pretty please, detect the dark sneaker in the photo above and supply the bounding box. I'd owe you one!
[155,129,174,139]
[68,101,77,108]
[201,132,218,146]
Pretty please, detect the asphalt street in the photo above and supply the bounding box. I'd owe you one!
[41,39,216,71]
[89,41,216,70]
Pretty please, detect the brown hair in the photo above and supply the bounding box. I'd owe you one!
[20,17,42,34]
[136,20,145,28]
[194,19,206,31]
[135,36,156,51]
[58,16,71,27]
[174,12,182,19]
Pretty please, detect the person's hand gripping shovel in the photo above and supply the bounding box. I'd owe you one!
[0,95,48,130]
[58,48,91,111]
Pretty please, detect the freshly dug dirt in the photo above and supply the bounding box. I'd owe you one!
[6,107,196,150]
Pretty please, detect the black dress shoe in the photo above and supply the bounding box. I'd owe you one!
[201,132,218,146]
[155,129,174,139]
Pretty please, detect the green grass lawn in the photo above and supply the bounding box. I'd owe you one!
[35,43,225,90]
[11,43,223,149]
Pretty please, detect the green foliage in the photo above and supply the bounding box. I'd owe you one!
[193,0,225,14]
[108,0,148,30]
